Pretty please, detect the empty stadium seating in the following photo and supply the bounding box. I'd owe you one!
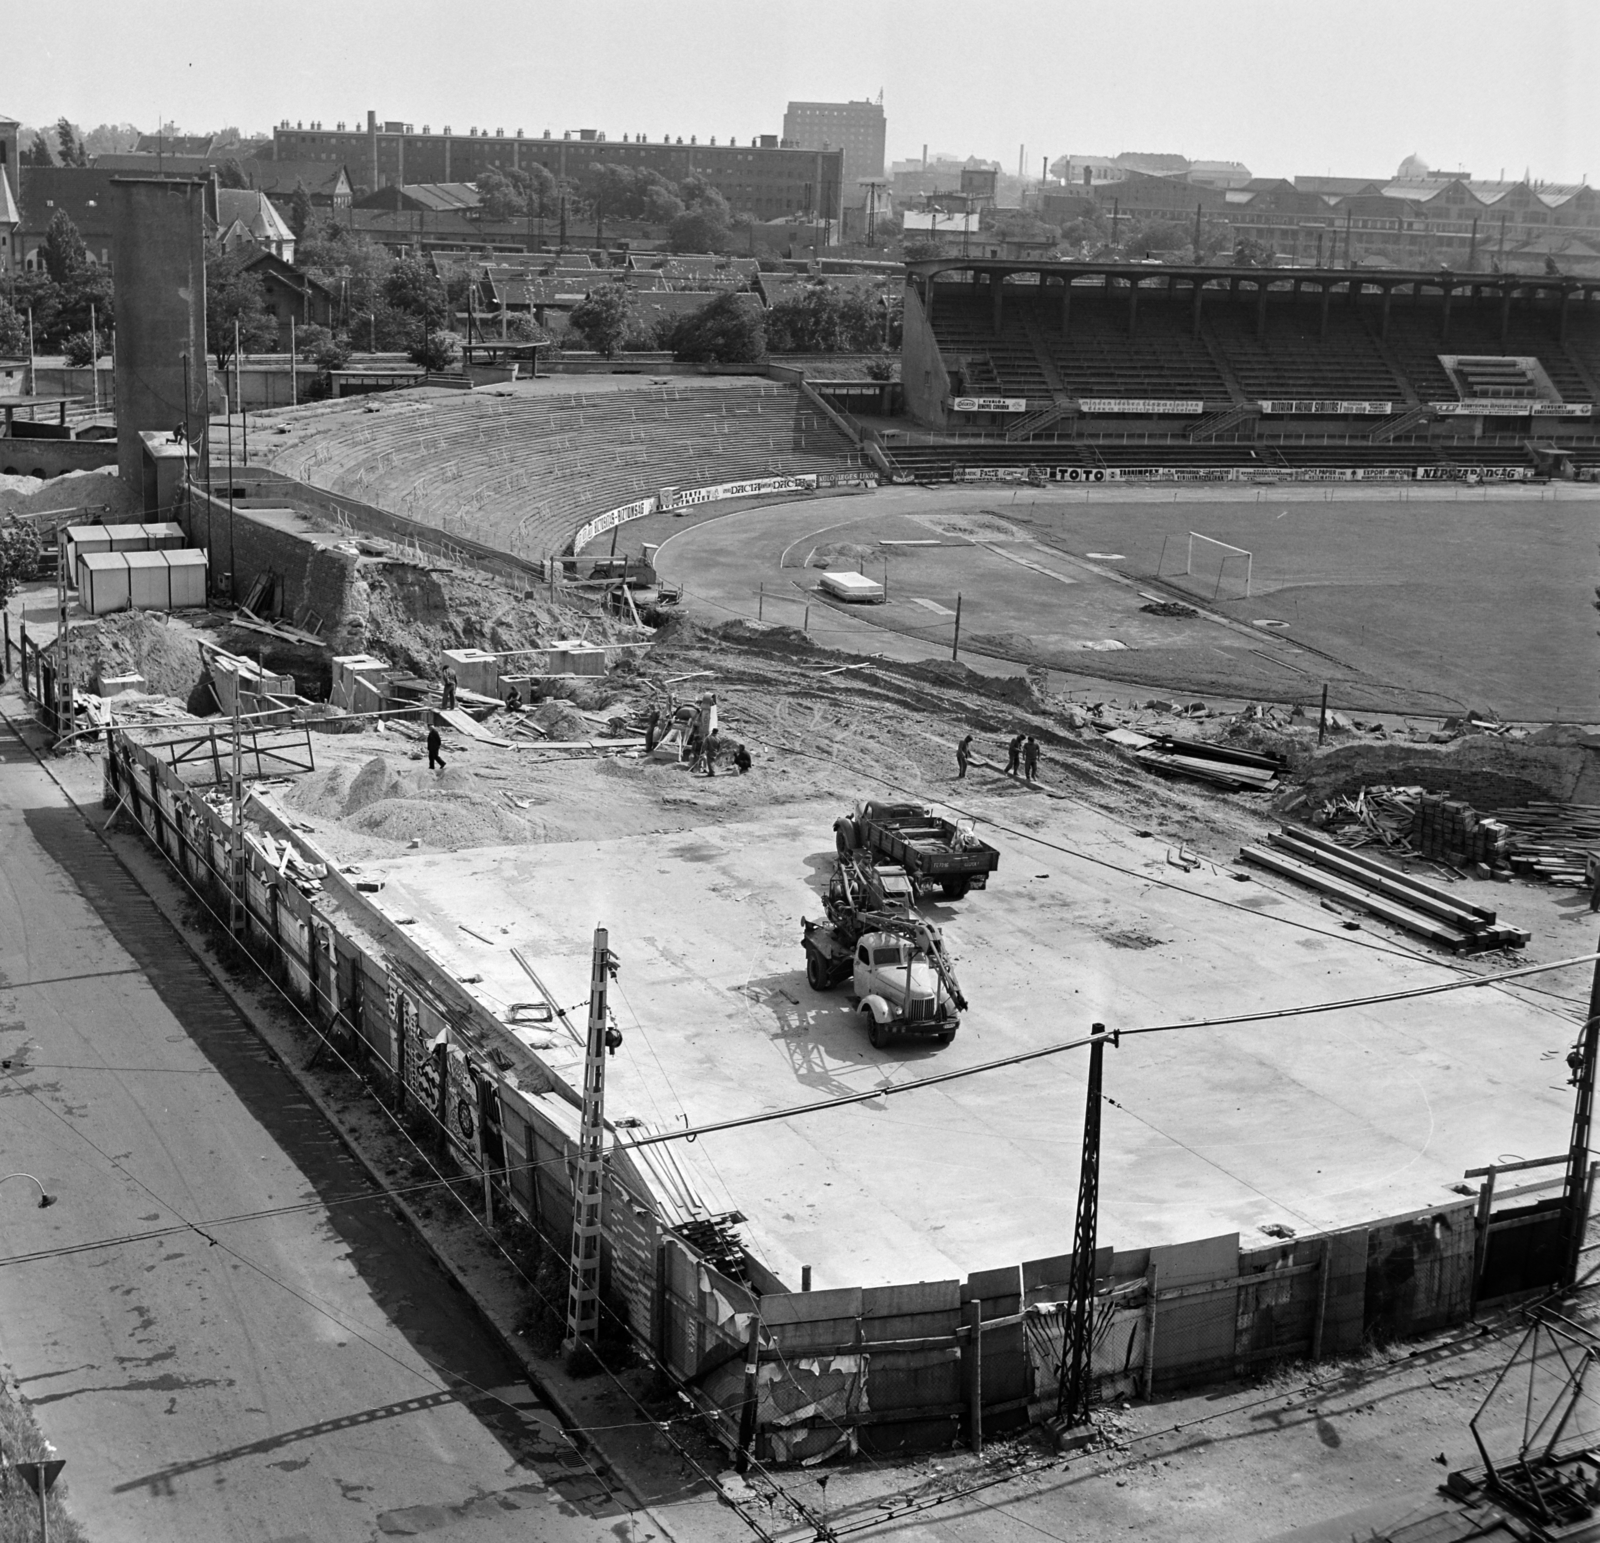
[927,278,1600,423]
[1202,300,1402,402]
[266,382,864,558]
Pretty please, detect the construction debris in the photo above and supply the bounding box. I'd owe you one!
[1240,825,1529,953]
[1132,734,1285,792]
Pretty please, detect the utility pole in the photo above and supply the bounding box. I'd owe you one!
[565,927,621,1352]
[54,522,69,737]
[1058,1024,1115,1427]
[229,660,245,935]
[289,316,298,405]
[89,302,99,417]
[1559,949,1600,1285]
[228,322,238,602]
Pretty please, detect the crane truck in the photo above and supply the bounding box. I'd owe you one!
[801,853,967,1047]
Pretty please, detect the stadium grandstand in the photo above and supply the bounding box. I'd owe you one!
[884,257,1600,478]
[263,381,867,563]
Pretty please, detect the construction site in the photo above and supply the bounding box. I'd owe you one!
[6,239,1600,1543]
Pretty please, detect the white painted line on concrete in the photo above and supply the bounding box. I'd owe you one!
[910,598,956,616]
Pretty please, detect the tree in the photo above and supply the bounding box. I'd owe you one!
[664,292,764,363]
[502,312,549,344]
[0,297,26,357]
[61,329,110,367]
[216,158,249,190]
[410,329,459,371]
[568,281,636,356]
[81,122,141,156]
[288,181,313,238]
[382,256,446,320]
[21,130,54,167]
[1232,236,1276,267]
[54,118,89,167]
[205,240,279,374]
[477,164,559,223]
[900,236,944,263]
[669,208,731,254]
[0,522,42,609]
[42,209,88,285]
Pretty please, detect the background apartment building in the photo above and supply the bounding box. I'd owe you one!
[274,112,845,224]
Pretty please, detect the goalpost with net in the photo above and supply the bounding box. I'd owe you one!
[1184,532,1253,599]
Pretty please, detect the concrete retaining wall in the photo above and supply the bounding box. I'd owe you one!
[0,436,119,478]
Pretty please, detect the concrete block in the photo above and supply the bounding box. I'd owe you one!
[97,673,145,698]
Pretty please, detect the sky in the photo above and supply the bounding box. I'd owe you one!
[5,0,1596,185]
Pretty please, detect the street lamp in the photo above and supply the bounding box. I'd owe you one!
[0,1174,56,1208]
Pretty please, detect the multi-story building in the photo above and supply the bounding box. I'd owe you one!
[781,99,886,195]
[271,113,844,225]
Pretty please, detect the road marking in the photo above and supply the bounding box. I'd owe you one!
[910,598,955,616]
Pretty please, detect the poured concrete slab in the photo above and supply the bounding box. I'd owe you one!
[358,795,1573,1293]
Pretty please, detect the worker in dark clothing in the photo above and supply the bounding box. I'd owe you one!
[426,723,445,771]
[441,666,457,711]
[733,743,752,774]
[1588,849,1600,913]
[703,729,722,776]
[1006,733,1024,777]
[1023,735,1040,782]
[644,706,661,752]
[956,734,973,779]
[504,684,522,713]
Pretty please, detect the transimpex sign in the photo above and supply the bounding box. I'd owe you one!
[951,396,1027,413]
[1430,400,1593,416]
[1257,400,1393,415]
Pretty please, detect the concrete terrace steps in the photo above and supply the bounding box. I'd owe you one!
[266,381,862,561]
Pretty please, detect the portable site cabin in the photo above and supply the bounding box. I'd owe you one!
[65,522,192,583]
[817,569,885,603]
[77,551,131,615]
[74,549,208,614]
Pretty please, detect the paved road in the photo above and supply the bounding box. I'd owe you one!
[0,719,654,1542]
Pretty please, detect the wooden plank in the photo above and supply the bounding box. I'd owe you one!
[1240,845,1475,949]
[437,708,515,747]
[1158,1261,1317,1302]
[1283,825,1498,921]
[1463,1152,1566,1179]
[1270,832,1495,928]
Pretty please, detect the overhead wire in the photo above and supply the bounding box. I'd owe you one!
[615,951,1599,1154]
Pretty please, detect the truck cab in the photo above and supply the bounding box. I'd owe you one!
[852,930,960,1047]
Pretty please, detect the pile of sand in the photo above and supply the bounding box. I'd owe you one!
[346,795,531,849]
[45,610,209,700]
[528,700,587,740]
[0,469,139,518]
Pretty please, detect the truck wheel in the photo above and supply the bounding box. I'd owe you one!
[936,1033,953,1046]
[942,878,971,900]
[834,818,858,855]
[806,953,830,990]
[866,1012,884,1049]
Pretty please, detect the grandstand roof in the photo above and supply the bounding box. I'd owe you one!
[904,255,1600,297]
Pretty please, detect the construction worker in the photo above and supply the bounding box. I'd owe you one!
[703,728,722,776]
[733,743,752,774]
[1006,733,1024,777]
[441,665,457,711]
[426,722,445,772]
[644,706,661,752]
[1023,735,1040,783]
[1588,849,1600,913]
[504,684,522,713]
[956,734,973,779]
